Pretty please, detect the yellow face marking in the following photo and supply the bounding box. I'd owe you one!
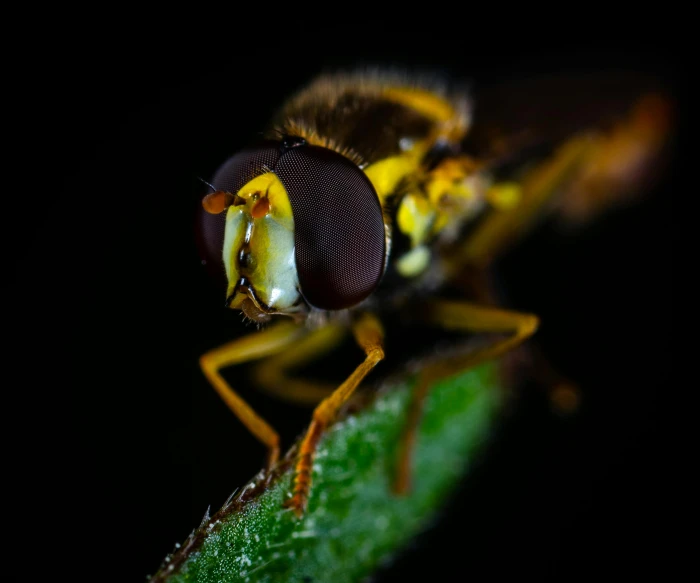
[236,173,294,231]
[222,206,247,284]
[223,172,300,314]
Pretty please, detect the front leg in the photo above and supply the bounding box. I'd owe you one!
[199,320,305,469]
[285,312,385,517]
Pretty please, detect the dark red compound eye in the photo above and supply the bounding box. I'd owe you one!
[195,142,280,280]
[275,146,386,310]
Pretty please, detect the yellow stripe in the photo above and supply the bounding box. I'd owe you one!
[382,87,456,123]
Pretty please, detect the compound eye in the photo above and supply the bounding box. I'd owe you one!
[275,146,386,310]
[195,142,280,279]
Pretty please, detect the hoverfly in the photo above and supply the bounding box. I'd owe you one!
[195,70,671,517]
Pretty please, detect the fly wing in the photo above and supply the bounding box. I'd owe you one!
[462,71,674,224]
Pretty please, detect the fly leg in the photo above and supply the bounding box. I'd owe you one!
[395,299,538,494]
[199,320,305,469]
[450,265,582,416]
[285,313,385,516]
[249,322,347,406]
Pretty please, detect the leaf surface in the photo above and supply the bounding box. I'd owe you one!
[151,363,502,583]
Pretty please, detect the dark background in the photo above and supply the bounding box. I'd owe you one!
[20,24,677,583]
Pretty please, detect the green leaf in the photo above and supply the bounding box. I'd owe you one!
[151,362,502,583]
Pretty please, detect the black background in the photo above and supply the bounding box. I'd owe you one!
[19,22,677,583]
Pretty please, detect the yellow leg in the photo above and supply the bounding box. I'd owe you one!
[285,313,385,516]
[250,322,347,406]
[199,320,305,469]
[395,299,538,494]
[447,265,581,414]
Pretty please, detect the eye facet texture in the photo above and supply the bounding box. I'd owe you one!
[276,146,385,310]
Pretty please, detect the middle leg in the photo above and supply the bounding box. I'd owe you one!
[250,321,348,406]
[395,299,538,494]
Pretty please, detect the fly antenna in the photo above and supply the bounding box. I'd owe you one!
[199,177,246,214]
[198,176,218,192]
